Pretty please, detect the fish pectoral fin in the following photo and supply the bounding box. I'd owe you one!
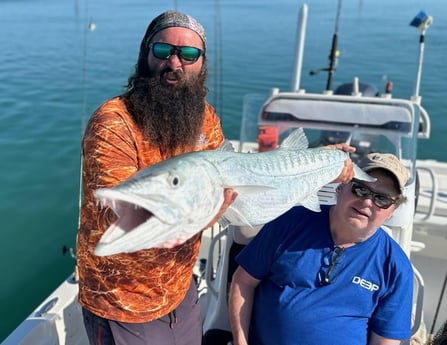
[299,194,322,212]
[220,204,255,228]
[217,216,231,230]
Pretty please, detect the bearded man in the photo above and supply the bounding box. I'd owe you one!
[76,10,235,345]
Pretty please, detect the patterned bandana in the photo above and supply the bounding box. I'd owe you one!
[145,10,206,48]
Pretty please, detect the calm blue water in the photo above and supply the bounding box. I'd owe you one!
[0,0,445,339]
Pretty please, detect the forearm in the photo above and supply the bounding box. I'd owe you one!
[228,267,258,345]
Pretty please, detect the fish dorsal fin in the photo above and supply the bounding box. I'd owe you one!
[219,139,235,152]
[280,128,308,150]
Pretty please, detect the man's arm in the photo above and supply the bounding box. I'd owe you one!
[368,331,402,345]
[228,266,261,345]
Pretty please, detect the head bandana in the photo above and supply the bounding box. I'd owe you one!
[145,10,206,49]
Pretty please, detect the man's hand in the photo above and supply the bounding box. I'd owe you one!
[323,142,356,153]
[204,188,237,229]
[334,159,354,183]
[323,143,356,183]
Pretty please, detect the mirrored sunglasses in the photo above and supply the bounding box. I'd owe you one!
[151,42,203,64]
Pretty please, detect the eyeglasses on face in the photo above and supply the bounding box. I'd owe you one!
[350,181,397,209]
[151,42,204,64]
[318,246,345,286]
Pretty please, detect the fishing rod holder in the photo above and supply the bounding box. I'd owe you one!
[410,11,433,104]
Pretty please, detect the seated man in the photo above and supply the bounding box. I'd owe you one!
[229,153,413,345]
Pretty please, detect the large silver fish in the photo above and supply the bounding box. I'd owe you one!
[94,128,374,256]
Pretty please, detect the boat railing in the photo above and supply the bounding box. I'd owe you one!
[412,266,425,337]
[415,166,439,221]
[416,104,431,139]
[413,162,447,239]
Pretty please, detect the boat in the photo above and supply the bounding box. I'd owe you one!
[3,3,447,345]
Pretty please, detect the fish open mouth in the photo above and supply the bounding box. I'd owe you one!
[93,188,186,255]
[94,189,159,245]
[106,200,152,233]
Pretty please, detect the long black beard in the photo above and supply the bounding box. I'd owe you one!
[124,70,207,157]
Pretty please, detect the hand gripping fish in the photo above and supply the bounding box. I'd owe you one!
[94,128,374,256]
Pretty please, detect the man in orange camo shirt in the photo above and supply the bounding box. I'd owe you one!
[77,10,235,345]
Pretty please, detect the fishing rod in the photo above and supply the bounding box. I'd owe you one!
[309,0,342,93]
[325,0,342,92]
[64,2,96,269]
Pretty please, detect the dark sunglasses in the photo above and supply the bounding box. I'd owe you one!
[351,181,397,209]
[318,246,345,286]
[151,42,204,64]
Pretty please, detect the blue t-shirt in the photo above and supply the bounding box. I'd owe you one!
[236,205,413,345]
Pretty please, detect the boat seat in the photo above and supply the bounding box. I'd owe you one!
[202,225,262,345]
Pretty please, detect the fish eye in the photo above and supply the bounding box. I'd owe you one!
[168,175,180,188]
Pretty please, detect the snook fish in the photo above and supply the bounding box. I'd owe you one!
[94,128,374,256]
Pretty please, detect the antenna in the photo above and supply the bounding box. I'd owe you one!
[410,10,433,104]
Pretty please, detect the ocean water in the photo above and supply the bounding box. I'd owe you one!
[0,0,445,340]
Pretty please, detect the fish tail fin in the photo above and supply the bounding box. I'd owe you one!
[353,164,377,182]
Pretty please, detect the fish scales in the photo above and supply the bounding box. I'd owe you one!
[214,148,349,226]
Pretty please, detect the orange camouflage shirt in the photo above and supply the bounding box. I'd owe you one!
[76,96,224,322]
